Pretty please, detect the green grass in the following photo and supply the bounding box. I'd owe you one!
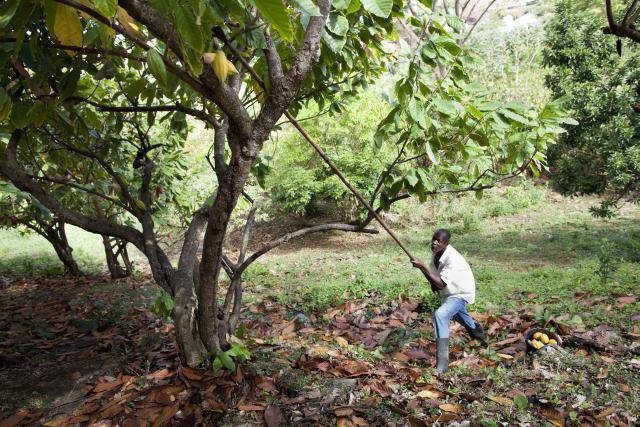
[243,182,640,329]
[2,181,638,330]
[0,225,145,277]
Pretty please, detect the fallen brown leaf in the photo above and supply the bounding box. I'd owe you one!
[416,389,441,399]
[335,336,349,347]
[0,410,30,427]
[335,408,354,417]
[238,404,266,411]
[93,379,122,393]
[407,415,428,427]
[351,415,369,426]
[264,405,282,427]
[488,395,513,406]
[336,418,353,427]
[151,403,179,427]
[541,407,565,427]
[438,403,463,413]
[595,406,617,419]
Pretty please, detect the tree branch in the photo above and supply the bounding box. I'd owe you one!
[462,0,498,45]
[43,43,146,62]
[236,223,378,275]
[264,31,284,83]
[68,97,220,129]
[0,131,146,252]
[28,174,131,212]
[603,0,640,43]
[250,0,331,142]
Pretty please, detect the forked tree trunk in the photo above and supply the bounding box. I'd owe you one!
[101,235,133,279]
[43,221,82,276]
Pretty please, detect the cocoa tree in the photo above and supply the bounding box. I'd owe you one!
[0,0,572,368]
[0,182,82,276]
[0,0,397,367]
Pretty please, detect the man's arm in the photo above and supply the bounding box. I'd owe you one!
[411,258,447,290]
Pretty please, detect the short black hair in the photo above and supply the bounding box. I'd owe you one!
[434,228,451,243]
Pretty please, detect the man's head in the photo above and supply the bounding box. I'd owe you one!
[431,228,451,255]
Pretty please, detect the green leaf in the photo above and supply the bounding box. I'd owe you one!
[322,31,346,53]
[445,15,464,32]
[425,141,437,164]
[405,169,418,187]
[326,14,348,37]
[218,351,236,371]
[513,395,528,410]
[501,109,533,126]
[253,0,293,43]
[174,5,205,53]
[0,0,19,29]
[361,0,392,18]
[346,0,361,14]
[292,0,320,16]
[432,98,456,116]
[0,88,12,122]
[408,97,421,123]
[92,0,117,18]
[333,0,350,9]
[147,49,167,87]
[432,35,461,56]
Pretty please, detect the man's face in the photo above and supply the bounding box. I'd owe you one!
[431,233,448,255]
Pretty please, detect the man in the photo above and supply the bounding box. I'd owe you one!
[411,229,485,373]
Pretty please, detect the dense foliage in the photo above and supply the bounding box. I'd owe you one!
[544,0,640,215]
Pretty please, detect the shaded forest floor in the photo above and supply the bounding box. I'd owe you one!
[1,188,639,426]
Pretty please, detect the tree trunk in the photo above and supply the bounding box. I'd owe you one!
[197,137,258,355]
[101,235,132,279]
[45,221,82,276]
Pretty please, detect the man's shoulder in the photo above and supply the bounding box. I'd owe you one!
[444,245,468,265]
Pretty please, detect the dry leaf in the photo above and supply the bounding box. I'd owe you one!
[595,406,617,419]
[616,296,636,306]
[335,336,349,347]
[541,407,565,427]
[0,410,30,427]
[93,379,122,393]
[180,367,204,381]
[438,403,463,413]
[335,408,354,417]
[416,389,441,399]
[488,395,513,406]
[407,415,428,427]
[351,415,369,426]
[238,404,266,411]
[497,353,513,360]
[151,403,179,427]
[264,405,282,427]
[146,368,172,380]
[336,418,353,427]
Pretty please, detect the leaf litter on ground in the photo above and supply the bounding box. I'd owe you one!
[0,276,638,426]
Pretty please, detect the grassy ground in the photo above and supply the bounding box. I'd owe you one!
[245,182,640,330]
[0,226,145,278]
[1,182,638,426]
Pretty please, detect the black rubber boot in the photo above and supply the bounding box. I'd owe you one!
[436,338,449,373]
[466,322,486,343]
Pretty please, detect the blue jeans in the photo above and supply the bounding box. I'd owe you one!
[433,297,477,339]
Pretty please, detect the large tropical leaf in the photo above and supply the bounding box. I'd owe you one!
[253,0,293,43]
[361,0,392,17]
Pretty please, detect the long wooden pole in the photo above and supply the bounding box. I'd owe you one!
[223,40,417,261]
